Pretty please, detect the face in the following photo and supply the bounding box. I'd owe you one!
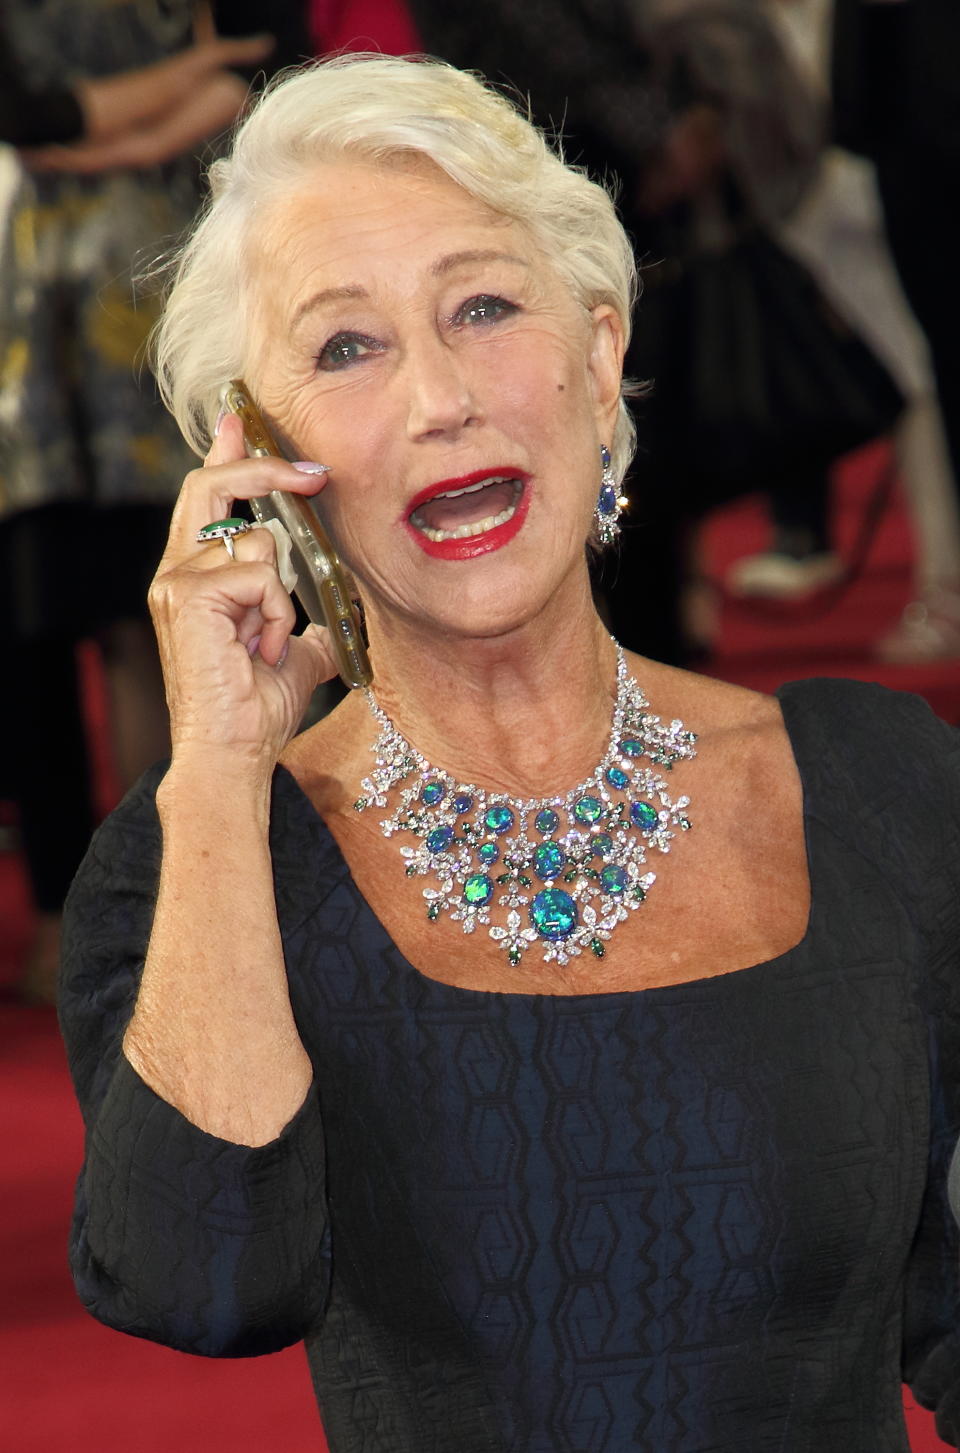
[250,156,624,642]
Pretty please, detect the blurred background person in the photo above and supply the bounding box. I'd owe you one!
[406,0,902,663]
[742,0,960,648]
[821,0,960,655]
[0,1,308,1004]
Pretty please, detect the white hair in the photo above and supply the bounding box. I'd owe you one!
[152,52,638,483]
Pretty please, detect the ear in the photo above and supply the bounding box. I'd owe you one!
[586,304,625,439]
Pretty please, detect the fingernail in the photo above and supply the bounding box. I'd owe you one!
[247,634,261,658]
[291,461,329,474]
[213,407,226,436]
[276,642,289,668]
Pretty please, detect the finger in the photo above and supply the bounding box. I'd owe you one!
[191,518,279,573]
[284,622,342,689]
[180,556,298,668]
[185,36,273,86]
[211,34,275,68]
[241,565,297,667]
[167,416,328,552]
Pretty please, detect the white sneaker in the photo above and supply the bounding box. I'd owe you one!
[727,551,844,599]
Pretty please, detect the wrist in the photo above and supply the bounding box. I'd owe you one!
[158,745,277,823]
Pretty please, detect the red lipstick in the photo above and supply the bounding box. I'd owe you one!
[403,468,531,561]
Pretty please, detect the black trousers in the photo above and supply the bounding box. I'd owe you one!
[877,147,960,496]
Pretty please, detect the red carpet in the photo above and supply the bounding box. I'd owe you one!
[1,443,957,1451]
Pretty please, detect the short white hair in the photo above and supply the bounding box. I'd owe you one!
[152,53,638,482]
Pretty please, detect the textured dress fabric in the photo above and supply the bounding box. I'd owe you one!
[60,679,960,1452]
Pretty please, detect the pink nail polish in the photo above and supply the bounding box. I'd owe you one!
[247,634,261,658]
[213,407,226,437]
[291,461,329,474]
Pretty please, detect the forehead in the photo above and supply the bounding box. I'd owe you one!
[249,155,548,315]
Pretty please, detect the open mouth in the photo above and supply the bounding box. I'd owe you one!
[408,475,525,542]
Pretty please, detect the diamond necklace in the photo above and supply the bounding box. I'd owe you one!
[353,645,697,967]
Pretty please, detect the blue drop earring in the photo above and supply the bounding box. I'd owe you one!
[595,445,627,546]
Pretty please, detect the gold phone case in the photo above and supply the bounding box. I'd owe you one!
[220,380,372,690]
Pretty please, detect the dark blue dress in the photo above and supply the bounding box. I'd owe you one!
[60,679,960,1451]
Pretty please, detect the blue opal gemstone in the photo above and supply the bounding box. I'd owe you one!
[463,873,494,906]
[478,842,500,866]
[630,800,659,831]
[484,804,515,835]
[600,864,628,895]
[422,779,446,806]
[590,832,613,857]
[619,737,644,758]
[573,795,603,825]
[597,482,618,517]
[426,825,454,854]
[605,765,629,790]
[535,808,559,835]
[530,888,578,941]
[453,793,473,815]
[533,841,565,880]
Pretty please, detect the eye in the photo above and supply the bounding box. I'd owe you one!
[454,294,518,327]
[315,332,381,371]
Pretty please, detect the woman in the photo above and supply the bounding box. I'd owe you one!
[0,0,304,1002]
[60,54,960,1451]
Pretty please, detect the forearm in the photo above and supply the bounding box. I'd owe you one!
[61,763,328,1354]
[74,39,264,142]
[122,71,251,164]
[75,67,185,142]
[124,752,313,1147]
[29,73,251,174]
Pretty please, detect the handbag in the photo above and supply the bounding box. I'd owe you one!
[633,227,906,502]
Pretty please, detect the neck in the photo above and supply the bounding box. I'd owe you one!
[361,590,620,799]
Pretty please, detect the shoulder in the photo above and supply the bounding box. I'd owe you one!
[776,672,954,737]
[642,660,960,861]
[776,676,960,801]
[778,680,960,954]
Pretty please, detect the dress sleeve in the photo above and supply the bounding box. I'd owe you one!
[59,765,330,1358]
[895,706,960,1441]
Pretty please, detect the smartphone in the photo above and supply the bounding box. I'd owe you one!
[219,379,372,690]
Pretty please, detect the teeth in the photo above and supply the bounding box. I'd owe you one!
[411,478,523,542]
[438,475,512,500]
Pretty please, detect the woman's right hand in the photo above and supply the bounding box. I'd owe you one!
[148,414,340,770]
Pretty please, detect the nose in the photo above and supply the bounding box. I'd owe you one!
[402,330,480,441]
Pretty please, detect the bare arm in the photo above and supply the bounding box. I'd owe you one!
[128,757,312,1147]
[27,70,253,174]
[122,416,338,1147]
[75,33,272,142]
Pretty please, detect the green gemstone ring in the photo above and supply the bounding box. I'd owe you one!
[196,517,252,559]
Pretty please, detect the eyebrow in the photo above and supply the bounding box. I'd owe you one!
[290,284,368,333]
[431,249,530,277]
[289,251,530,331]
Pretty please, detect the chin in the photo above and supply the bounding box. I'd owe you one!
[355,518,588,641]
[433,568,575,641]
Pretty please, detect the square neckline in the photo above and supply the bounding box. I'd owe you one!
[278,686,817,1004]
